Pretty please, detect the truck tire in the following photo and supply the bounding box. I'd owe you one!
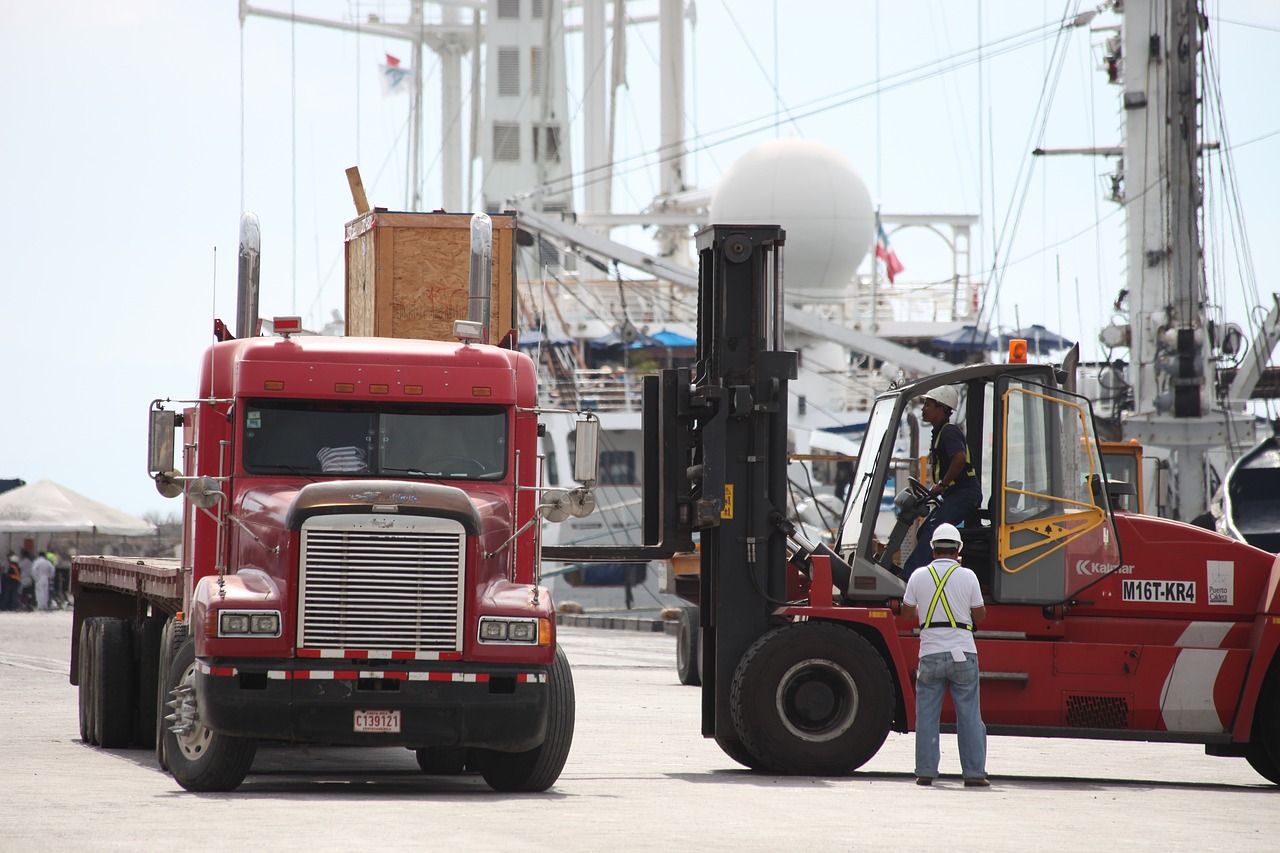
[477,644,575,792]
[93,618,135,749]
[714,734,778,773]
[676,607,701,686]
[78,618,99,745]
[133,616,164,748]
[730,622,893,776]
[163,637,257,792]
[155,618,188,771]
[1247,668,1280,784]
[415,747,469,774]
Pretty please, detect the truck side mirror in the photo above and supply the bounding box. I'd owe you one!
[148,406,183,499]
[148,408,177,477]
[573,417,600,485]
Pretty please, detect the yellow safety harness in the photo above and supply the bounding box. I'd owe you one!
[923,561,973,631]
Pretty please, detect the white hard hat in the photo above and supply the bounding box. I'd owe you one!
[922,385,959,412]
[930,522,963,551]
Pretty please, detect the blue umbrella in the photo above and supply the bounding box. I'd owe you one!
[650,328,697,348]
[1000,324,1073,355]
[929,325,998,352]
[518,329,575,350]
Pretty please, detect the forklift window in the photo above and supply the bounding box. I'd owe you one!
[995,381,1118,604]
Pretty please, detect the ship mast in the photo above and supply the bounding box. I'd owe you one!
[1113,0,1251,521]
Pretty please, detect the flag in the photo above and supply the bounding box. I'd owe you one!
[875,222,905,284]
[379,53,410,96]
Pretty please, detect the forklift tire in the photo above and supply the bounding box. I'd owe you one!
[476,644,575,792]
[78,618,99,745]
[155,618,187,772]
[93,618,135,749]
[730,622,893,776]
[1246,740,1280,785]
[163,637,257,792]
[676,607,701,686]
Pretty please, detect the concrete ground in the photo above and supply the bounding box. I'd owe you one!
[2,609,1276,852]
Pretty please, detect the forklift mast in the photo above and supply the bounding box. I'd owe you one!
[682,226,797,743]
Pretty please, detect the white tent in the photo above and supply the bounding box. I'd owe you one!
[0,480,156,536]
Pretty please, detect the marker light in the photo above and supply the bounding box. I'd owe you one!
[273,316,303,337]
[1008,339,1028,364]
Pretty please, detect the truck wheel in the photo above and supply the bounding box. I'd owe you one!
[163,637,257,792]
[676,607,701,686]
[94,618,135,748]
[714,734,778,772]
[78,618,100,745]
[730,622,893,776]
[415,747,469,774]
[155,618,187,771]
[477,645,575,792]
[133,616,164,748]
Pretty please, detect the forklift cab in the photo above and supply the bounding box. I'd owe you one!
[836,363,1121,606]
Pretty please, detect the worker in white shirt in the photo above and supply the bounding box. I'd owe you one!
[901,522,989,787]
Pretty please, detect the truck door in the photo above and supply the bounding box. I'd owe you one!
[993,378,1120,604]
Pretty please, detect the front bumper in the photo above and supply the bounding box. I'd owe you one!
[194,658,550,751]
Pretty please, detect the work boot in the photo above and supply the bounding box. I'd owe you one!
[963,777,990,788]
[915,776,932,786]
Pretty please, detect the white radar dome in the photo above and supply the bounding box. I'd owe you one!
[709,138,875,295]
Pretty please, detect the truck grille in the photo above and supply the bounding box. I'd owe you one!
[298,515,465,652]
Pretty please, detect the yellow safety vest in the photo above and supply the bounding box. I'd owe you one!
[923,561,973,631]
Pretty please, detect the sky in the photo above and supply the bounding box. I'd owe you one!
[2,0,1278,521]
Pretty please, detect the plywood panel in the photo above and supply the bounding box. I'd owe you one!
[343,211,517,343]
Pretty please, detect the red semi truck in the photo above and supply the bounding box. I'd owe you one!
[70,213,596,792]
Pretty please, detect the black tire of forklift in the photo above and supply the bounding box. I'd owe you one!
[1247,666,1280,784]
[415,747,470,774]
[163,636,257,792]
[730,622,893,776]
[93,618,135,749]
[676,607,701,686]
[1245,740,1280,784]
[133,615,164,748]
[155,618,188,772]
[78,618,99,745]
[476,644,575,792]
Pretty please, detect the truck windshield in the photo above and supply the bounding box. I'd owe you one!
[241,400,507,480]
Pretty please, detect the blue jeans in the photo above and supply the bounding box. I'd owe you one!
[902,486,982,575]
[914,651,986,779]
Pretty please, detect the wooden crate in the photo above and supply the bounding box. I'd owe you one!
[344,211,517,343]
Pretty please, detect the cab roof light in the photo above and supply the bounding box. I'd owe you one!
[405,385,423,395]
[1008,339,1028,364]
[334,383,355,393]
[370,384,389,394]
[264,380,285,391]
[472,387,492,397]
[273,316,303,338]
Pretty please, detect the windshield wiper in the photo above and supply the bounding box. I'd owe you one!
[382,466,427,477]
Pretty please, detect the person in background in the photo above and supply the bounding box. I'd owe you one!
[902,522,988,787]
[902,385,982,576]
[0,554,20,610]
[17,549,35,606]
[30,551,56,611]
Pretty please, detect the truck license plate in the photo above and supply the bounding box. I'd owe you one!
[353,710,401,733]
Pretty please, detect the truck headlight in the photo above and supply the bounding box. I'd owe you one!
[478,616,543,644]
[218,610,283,637]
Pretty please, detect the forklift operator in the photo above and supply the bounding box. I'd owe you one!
[902,385,982,576]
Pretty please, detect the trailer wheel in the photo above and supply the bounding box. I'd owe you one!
[415,747,469,774]
[477,644,575,792]
[730,622,893,775]
[155,618,187,772]
[78,618,99,745]
[94,618,135,748]
[133,616,164,748]
[163,637,257,792]
[676,607,701,686]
